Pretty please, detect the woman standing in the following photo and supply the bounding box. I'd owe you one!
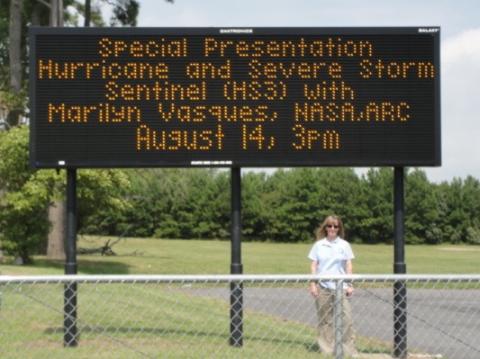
[308,215,358,357]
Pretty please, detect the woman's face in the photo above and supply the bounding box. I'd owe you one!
[326,220,339,237]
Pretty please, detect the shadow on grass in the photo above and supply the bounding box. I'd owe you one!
[31,258,131,274]
[305,342,321,352]
[44,325,315,348]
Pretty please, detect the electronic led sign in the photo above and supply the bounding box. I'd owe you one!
[30,27,440,168]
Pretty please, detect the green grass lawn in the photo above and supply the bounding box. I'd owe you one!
[1,281,340,359]
[1,236,479,275]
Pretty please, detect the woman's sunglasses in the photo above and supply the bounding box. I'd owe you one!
[326,224,339,229]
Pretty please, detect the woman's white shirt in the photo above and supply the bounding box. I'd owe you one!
[308,237,354,289]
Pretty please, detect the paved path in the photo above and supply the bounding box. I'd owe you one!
[190,286,480,359]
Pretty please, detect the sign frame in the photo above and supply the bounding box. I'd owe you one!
[29,27,441,168]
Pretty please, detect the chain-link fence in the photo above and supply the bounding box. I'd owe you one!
[0,274,479,359]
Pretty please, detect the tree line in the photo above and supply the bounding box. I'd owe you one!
[1,126,480,263]
[99,163,478,246]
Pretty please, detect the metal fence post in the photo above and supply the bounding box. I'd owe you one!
[334,279,344,359]
[394,280,407,358]
[64,168,78,347]
[394,167,407,358]
[230,167,243,347]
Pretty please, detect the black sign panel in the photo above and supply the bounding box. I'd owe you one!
[30,27,440,168]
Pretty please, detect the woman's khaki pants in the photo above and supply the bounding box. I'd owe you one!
[314,286,357,357]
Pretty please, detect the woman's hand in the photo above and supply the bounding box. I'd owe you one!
[309,282,319,298]
[345,286,354,297]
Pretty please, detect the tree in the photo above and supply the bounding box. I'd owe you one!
[242,172,269,240]
[0,126,51,263]
[1,0,146,260]
[109,0,140,26]
[117,169,188,238]
[7,0,22,127]
[258,168,364,242]
[437,176,480,244]
[1,0,143,129]
[461,176,480,244]
[260,169,313,242]
[405,169,441,244]
[359,168,394,243]
[0,126,130,263]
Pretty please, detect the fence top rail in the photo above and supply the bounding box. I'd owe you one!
[1,274,480,284]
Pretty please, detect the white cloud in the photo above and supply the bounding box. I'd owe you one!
[426,28,480,182]
[442,28,480,66]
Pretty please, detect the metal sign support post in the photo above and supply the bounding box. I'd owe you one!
[230,167,243,347]
[64,168,78,347]
[393,167,407,358]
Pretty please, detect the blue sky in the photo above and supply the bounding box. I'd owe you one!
[131,0,480,182]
